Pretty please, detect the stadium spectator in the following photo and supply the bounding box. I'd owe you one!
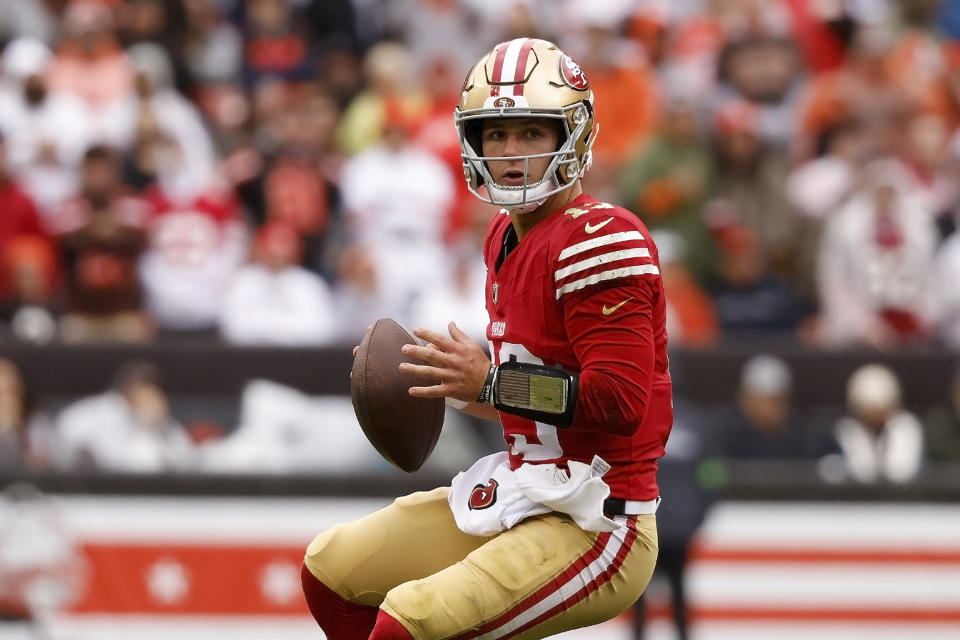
[241,0,317,85]
[0,37,93,220]
[383,0,484,76]
[0,357,57,471]
[653,230,718,347]
[232,83,344,276]
[831,363,924,484]
[115,0,187,58]
[138,165,247,334]
[815,158,939,347]
[0,0,56,44]
[200,379,378,474]
[46,1,134,113]
[57,146,152,343]
[709,224,812,333]
[335,41,429,156]
[711,36,805,148]
[219,222,337,346]
[718,354,836,460]
[181,0,244,85]
[0,236,59,344]
[564,2,661,195]
[617,95,716,285]
[923,364,960,463]
[897,111,957,219]
[56,360,196,473]
[798,23,908,160]
[710,98,817,287]
[334,99,454,335]
[0,133,59,338]
[786,116,867,221]
[100,42,216,185]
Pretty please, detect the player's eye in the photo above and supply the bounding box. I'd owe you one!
[483,129,506,141]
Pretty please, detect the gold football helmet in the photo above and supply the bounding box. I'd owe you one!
[455,38,597,212]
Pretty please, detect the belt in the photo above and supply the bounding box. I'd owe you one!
[603,496,661,516]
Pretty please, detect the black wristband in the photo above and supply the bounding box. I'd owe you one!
[476,365,498,404]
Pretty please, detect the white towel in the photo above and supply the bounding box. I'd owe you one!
[448,453,621,536]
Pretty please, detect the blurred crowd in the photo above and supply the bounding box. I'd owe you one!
[4,350,960,482]
[3,0,960,349]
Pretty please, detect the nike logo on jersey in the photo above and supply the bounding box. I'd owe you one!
[602,298,632,316]
[584,217,614,234]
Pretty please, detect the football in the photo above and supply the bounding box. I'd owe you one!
[350,318,445,472]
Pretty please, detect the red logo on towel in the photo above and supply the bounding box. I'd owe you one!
[469,478,499,510]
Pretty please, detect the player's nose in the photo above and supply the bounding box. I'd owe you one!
[501,132,524,157]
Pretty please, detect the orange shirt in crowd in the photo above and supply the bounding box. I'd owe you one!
[584,60,661,165]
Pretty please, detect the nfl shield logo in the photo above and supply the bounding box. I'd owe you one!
[492,282,499,305]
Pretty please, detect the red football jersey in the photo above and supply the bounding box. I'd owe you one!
[483,194,673,501]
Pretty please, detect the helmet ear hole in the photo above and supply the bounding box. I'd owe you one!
[464,120,483,155]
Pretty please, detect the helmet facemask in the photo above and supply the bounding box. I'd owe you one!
[456,104,594,213]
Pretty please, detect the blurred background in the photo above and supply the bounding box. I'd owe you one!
[1,0,960,639]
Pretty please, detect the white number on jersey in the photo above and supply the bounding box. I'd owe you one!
[494,341,564,461]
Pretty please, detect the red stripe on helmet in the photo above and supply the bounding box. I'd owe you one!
[513,39,534,96]
[490,43,508,97]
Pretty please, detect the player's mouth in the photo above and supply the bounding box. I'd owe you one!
[499,169,526,186]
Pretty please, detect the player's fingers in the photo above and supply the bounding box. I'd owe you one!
[352,345,360,357]
[413,326,456,351]
[399,362,453,381]
[408,384,448,398]
[448,321,470,343]
[401,344,447,366]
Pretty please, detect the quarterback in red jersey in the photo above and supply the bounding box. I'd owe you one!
[301,38,671,640]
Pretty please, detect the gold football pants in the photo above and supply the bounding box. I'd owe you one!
[303,487,658,639]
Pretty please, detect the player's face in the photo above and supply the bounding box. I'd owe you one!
[480,118,561,187]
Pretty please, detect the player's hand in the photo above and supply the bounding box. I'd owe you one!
[350,325,373,376]
[399,322,490,403]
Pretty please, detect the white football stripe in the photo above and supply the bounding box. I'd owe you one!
[556,265,659,299]
[474,518,631,639]
[496,38,527,98]
[557,231,645,261]
[554,248,650,281]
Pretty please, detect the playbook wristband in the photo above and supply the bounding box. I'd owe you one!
[476,365,498,405]
[491,356,579,428]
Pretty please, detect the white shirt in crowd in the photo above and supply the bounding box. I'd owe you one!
[0,82,91,220]
[219,264,338,346]
[833,411,924,484]
[337,141,454,334]
[139,203,248,330]
[55,392,196,473]
[816,167,938,345]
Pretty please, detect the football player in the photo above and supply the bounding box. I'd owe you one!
[301,38,673,639]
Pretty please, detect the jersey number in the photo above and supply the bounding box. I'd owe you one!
[495,342,564,461]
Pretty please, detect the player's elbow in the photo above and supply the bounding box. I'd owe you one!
[586,385,647,436]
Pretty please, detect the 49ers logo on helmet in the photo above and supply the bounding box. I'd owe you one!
[468,478,499,510]
[559,54,589,90]
[493,97,515,108]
